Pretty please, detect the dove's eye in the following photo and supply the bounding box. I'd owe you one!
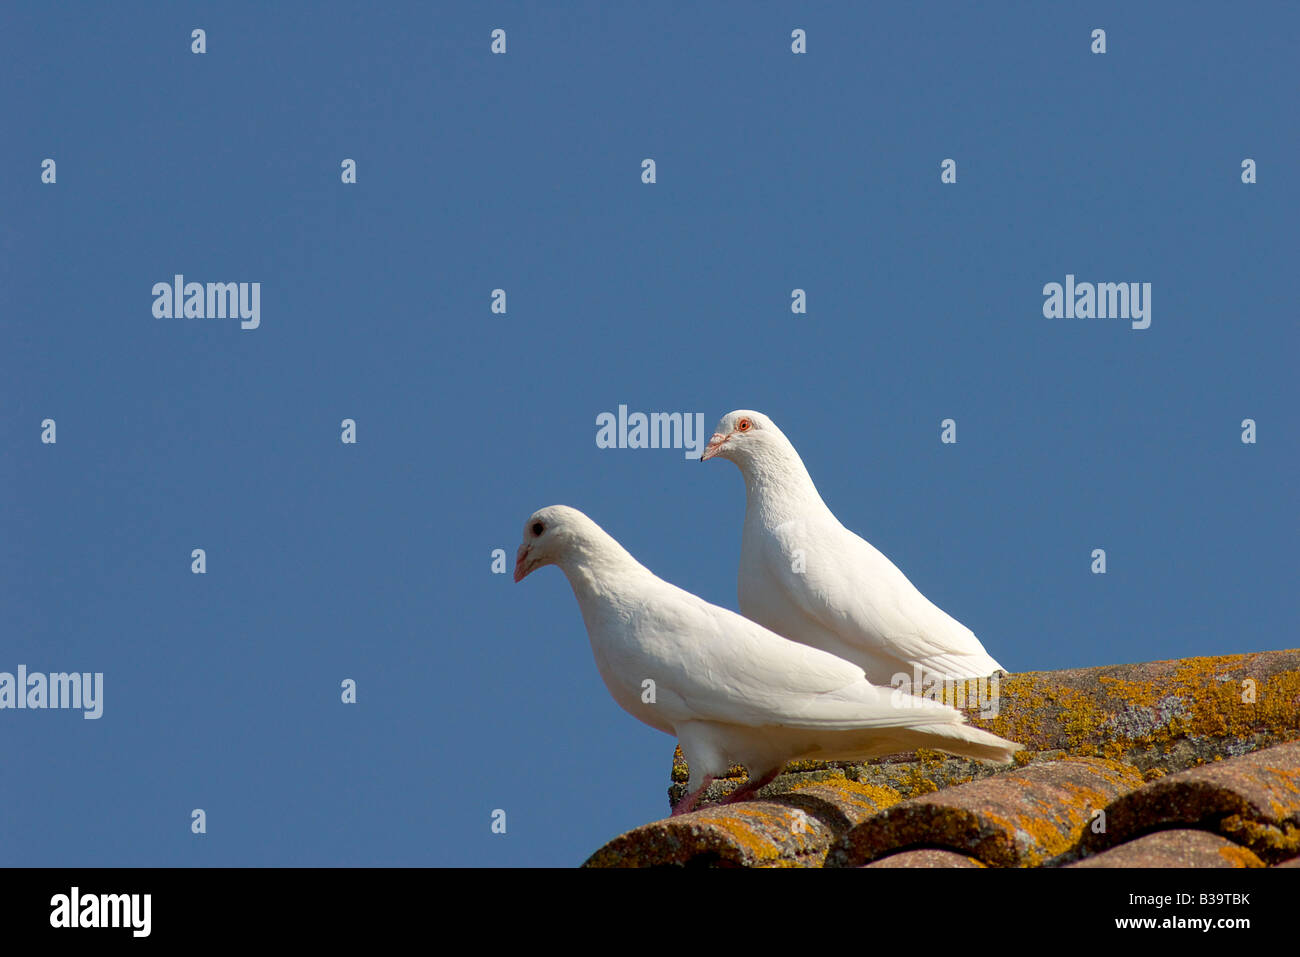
[736,418,753,432]
[532,522,545,536]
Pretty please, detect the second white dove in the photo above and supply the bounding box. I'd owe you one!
[702,409,1007,686]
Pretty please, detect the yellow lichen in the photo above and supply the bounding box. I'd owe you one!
[785,777,903,812]
[1219,814,1300,860]
[977,759,1144,867]
[971,654,1300,764]
[1216,843,1265,867]
[897,765,941,796]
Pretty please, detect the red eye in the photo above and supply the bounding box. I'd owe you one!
[736,418,752,432]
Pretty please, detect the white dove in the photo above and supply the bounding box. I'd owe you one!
[701,410,1007,686]
[513,505,1019,815]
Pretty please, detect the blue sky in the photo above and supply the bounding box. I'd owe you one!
[2,2,1295,866]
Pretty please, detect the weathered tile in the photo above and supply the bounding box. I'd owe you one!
[1069,830,1264,868]
[830,757,1144,868]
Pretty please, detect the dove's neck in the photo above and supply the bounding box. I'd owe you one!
[558,532,653,611]
[739,443,829,526]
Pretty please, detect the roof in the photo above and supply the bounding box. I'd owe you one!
[584,650,1300,867]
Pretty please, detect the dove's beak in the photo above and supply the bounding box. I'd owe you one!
[700,432,728,462]
[513,544,533,582]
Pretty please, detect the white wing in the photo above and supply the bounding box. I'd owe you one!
[634,579,963,731]
[758,515,1005,679]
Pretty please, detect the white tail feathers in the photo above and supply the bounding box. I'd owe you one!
[916,721,1022,764]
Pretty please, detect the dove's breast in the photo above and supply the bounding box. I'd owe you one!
[573,591,684,736]
[739,519,856,655]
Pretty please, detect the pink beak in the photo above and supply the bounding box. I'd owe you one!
[700,432,729,462]
[513,544,531,582]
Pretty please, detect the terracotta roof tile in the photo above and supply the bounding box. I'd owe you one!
[1067,830,1265,868]
[830,757,1144,868]
[1083,741,1300,864]
[584,776,900,868]
[968,651,1300,770]
[864,849,985,868]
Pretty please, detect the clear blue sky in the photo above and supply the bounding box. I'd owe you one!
[3,2,1295,866]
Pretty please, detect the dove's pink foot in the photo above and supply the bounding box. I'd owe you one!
[670,775,715,817]
[721,767,782,805]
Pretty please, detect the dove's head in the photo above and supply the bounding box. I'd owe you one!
[513,505,609,582]
[700,409,786,468]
